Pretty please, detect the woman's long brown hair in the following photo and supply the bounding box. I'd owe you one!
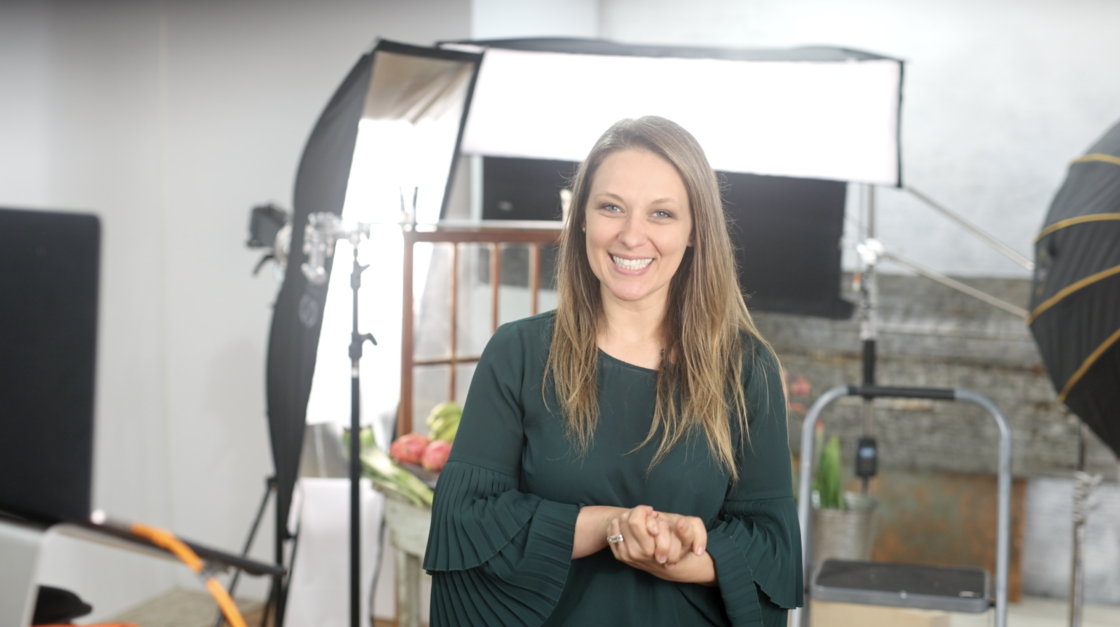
[545,116,773,482]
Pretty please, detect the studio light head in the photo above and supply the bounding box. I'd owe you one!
[248,203,289,248]
[247,203,291,277]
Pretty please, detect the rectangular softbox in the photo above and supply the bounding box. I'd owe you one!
[441,39,903,319]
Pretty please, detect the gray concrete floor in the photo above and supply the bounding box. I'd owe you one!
[949,596,1120,627]
[105,589,262,627]
[106,589,1120,627]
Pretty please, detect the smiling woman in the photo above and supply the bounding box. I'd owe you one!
[584,150,693,341]
[423,117,802,627]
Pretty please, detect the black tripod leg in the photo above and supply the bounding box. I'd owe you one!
[264,523,301,627]
[272,491,287,627]
[273,491,303,627]
[263,524,287,627]
[281,521,304,627]
[213,477,275,627]
[261,575,278,627]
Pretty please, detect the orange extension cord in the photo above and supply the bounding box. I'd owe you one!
[129,522,248,627]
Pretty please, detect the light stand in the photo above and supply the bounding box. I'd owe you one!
[302,213,374,627]
[347,241,376,627]
[849,182,1037,492]
[1068,420,1103,627]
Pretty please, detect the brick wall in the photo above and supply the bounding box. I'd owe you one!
[760,273,1117,479]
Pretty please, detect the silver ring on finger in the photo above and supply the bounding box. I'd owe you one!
[607,534,625,544]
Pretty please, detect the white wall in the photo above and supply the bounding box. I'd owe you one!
[473,0,599,39]
[601,0,1120,278]
[1,0,178,617]
[0,0,469,620]
[1023,478,1120,604]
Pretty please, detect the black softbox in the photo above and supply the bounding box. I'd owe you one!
[265,40,481,545]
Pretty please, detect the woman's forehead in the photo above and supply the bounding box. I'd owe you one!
[589,150,687,198]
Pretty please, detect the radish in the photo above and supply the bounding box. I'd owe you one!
[390,433,430,465]
[421,440,453,472]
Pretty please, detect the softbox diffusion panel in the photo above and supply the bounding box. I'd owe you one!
[446,39,903,186]
[266,40,480,534]
[448,39,899,319]
[304,41,480,448]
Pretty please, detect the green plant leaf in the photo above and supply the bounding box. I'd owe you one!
[343,427,434,507]
[815,436,845,510]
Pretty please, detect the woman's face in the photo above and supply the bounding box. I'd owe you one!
[583,149,693,313]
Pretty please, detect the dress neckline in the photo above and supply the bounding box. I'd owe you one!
[597,347,660,374]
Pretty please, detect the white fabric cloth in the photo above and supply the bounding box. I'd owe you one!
[285,478,384,627]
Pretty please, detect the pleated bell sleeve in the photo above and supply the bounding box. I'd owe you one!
[423,321,579,626]
[704,344,804,627]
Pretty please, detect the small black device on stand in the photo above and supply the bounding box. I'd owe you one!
[855,189,880,494]
[857,336,879,491]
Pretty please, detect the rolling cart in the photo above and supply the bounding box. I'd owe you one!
[789,385,1013,627]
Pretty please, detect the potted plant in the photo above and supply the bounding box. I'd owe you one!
[811,432,878,574]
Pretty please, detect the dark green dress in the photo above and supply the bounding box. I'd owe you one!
[423,312,802,626]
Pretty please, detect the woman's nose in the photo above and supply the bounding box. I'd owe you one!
[618,213,648,247]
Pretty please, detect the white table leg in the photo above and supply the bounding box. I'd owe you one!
[0,519,46,627]
[396,548,421,627]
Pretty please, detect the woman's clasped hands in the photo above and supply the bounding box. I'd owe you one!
[605,505,713,584]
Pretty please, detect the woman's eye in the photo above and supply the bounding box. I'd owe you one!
[602,203,622,213]
[653,210,673,219]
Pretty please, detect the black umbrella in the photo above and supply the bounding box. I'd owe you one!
[1029,120,1120,458]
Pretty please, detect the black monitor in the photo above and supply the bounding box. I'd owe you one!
[0,207,100,523]
[721,171,853,319]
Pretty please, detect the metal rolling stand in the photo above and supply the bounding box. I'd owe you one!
[788,385,1012,627]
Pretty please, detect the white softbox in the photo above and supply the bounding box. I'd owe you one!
[443,39,903,187]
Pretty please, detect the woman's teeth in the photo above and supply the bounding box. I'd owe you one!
[612,255,653,270]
